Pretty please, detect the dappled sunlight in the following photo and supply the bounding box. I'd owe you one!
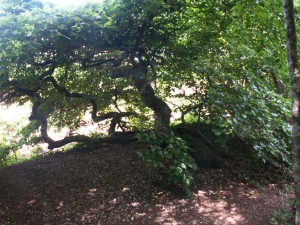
[72,176,273,224]
[42,0,102,7]
[0,103,109,162]
[56,201,64,210]
[196,201,246,225]
[109,198,119,205]
[0,143,293,224]
[0,0,294,222]
[131,202,140,207]
[0,103,30,123]
[150,184,280,225]
[151,192,247,225]
[27,199,36,206]
[88,188,97,197]
[121,187,130,192]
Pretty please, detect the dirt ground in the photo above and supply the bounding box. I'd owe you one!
[0,143,294,225]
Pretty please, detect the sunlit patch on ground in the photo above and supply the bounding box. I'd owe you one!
[0,143,294,224]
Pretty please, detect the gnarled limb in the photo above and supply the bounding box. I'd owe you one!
[29,97,137,149]
[43,77,83,98]
[82,52,129,68]
[43,75,134,134]
[28,95,93,149]
[38,61,57,80]
[91,100,133,134]
[3,76,136,149]
[111,65,171,134]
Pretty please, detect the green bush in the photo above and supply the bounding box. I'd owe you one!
[269,198,295,225]
[0,110,41,167]
[136,131,198,198]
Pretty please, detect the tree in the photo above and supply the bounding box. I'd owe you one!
[0,0,293,169]
[283,0,300,223]
[0,0,191,148]
[183,0,292,164]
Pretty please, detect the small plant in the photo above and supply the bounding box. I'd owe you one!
[269,198,295,225]
[0,142,13,167]
[136,131,198,198]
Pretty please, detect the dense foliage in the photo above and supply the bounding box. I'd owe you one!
[0,0,298,170]
[137,131,198,197]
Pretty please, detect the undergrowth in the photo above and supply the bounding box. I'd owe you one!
[269,198,295,225]
[136,131,198,198]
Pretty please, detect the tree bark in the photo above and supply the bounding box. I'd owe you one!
[111,65,171,134]
[283,0,300,224]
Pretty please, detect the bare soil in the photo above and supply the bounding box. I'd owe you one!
[0,143,294,225]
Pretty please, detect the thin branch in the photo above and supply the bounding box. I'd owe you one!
[34,60,52,67]
[43,77,83,98]
[6,80,40,96]
[82,58,114,68]
[148,63,157,84]
[112,89,122,113]
[38,61,58,80]
[130,20,150,65]
[82,47,96,67]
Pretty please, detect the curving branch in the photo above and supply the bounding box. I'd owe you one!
[0,91,17,104]
[148,63,157,84]
[169,102,203,125]
[0,78,39,106]
[82,51,129,68]
[91,100,133,134]
[111,65,171,134]
[34,60,52,67]
[112,89,122,113]
[43,76,135,135]
[38,61,58,80]
[7,80,40,96]
[2,72,138,148]
[81,47,96,67]
[28,95,97,149]
[43,77,83,98]
[28,95,137,149]
[0,80,40,105]
[82,58,114,68]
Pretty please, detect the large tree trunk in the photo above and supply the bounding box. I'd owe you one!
[283,0,300,224]
[111,65,171,134]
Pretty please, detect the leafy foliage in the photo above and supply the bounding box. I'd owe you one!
[0,0,295,170]
[269,198,295,225]
[0,104,40,167]
[160,0,293,165]
[137,131,198,198]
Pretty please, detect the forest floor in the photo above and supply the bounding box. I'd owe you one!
[0,141,294,225]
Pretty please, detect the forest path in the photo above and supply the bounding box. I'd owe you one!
[0,143,293,225]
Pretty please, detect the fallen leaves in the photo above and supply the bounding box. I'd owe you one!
[0,143,294,225]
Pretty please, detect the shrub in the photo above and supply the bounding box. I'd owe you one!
[136,131,198,198]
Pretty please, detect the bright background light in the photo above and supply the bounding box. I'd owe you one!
[41,0,103,7]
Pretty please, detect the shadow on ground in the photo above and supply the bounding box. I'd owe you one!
[0,143,293,225]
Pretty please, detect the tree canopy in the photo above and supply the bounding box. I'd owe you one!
[0,0,297,166]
